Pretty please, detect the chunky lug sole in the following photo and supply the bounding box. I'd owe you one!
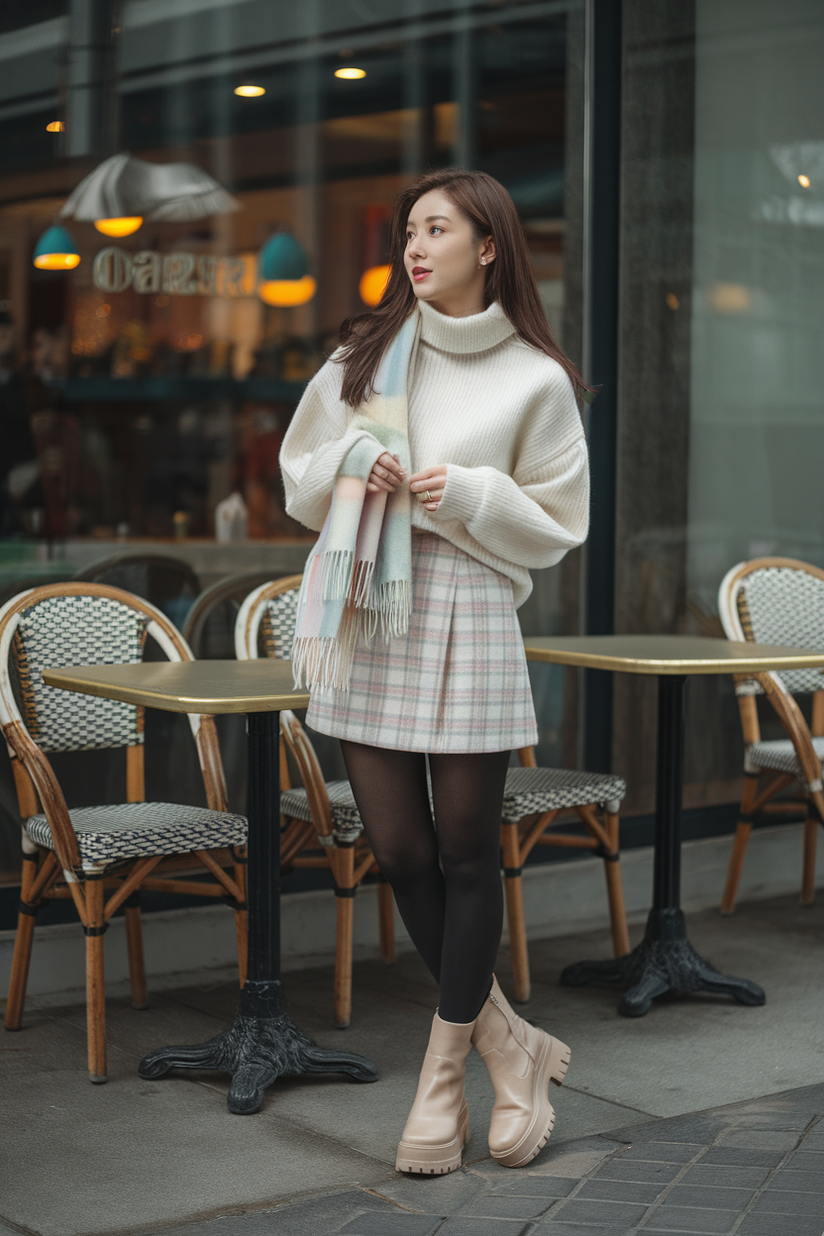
[491,1035,571,1169]
[395,1101,470,1175]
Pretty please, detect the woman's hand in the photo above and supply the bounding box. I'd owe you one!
[410,465,448,512]
[367,452,406,494]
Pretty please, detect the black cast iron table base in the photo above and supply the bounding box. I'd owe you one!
[561,674,767,1017]
[560,907,765,1018]
[137,709,378,1113]
[138,980,378,1114]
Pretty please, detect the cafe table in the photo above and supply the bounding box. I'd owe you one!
[522,634,824,1016]
[41,658,379,1113]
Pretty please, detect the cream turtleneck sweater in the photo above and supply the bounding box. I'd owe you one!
[279,299,589,607]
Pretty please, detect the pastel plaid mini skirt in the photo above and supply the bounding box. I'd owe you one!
[306,530,538,753]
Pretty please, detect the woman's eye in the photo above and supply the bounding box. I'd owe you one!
[430,226,443,235]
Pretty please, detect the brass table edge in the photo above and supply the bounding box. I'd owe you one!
[41,668,311,714]
[523,648,824,674]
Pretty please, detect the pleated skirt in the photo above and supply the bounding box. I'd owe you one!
[306,530,538,754]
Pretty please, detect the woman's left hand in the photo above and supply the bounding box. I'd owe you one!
[409,465,448,512]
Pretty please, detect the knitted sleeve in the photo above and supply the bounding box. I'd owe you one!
[279,363,384,532]
[433,376,589,570]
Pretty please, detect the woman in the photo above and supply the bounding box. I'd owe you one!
[280,168,589,1175]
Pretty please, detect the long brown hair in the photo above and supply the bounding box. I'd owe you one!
[337,168,588,407]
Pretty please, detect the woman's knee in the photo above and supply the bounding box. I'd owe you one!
[371,841,440,891]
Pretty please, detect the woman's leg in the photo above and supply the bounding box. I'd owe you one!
[341,741,510,1023]
[340,740,445,983]
[429,750,510,1023]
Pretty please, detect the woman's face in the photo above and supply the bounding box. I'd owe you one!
[403,189,494,316]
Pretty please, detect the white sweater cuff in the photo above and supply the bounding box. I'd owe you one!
[437,463,481,523]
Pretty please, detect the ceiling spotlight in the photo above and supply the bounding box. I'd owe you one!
[234,85,266,97]
[798,174,811,188]
[46,120,65,133]
[335,67,366,80]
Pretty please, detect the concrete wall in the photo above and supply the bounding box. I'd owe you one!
[2,822,821,1010]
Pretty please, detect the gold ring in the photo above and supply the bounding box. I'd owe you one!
[424,490,432,503]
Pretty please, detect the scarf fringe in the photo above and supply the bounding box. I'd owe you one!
[293,574,411,690]
[320,549,354,601]
[292,616,359,692]
[369,578,411,640]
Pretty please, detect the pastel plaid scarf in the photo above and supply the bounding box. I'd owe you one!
[292,311,421,691]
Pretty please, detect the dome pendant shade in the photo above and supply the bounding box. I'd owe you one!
[94,216,143,237]
[33,225,81,270]
[60,152,240,225]
[258,232,309,281]
[259,276,316,306]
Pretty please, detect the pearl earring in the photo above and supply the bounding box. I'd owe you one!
[481,258,486,265]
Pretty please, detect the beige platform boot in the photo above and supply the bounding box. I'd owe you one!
[471,976,570,1168]
[395,1012,474,1175]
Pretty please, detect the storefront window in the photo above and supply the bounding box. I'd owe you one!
[0,0,570,543]
[0,0,580,879]
[616,0,824,817]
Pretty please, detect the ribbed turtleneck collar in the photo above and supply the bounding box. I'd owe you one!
[417,298,515,354]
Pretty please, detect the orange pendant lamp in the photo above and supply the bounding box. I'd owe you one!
[33,225,81,270]
[257,232,316,307]
[359,204,391,306]
[94,216,143,237]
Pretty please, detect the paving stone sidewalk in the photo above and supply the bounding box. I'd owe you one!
[143,1082,824,1236]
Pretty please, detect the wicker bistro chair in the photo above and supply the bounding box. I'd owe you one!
[501,750,629,1003]
[0,583,248,1083]
[74,553,201,632]
[234,576,394,1029]
[718,557,824,913]
[183,570,289,660]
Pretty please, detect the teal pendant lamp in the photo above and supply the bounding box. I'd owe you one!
[257,231,316,307]
[33,225,81,270]
[258,232,309,280]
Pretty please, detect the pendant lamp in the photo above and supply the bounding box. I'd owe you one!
[94,216,143,237]
[359,264,391,307]
[257,232,316,306]
[60,152,240,230]
[33,225,81,270]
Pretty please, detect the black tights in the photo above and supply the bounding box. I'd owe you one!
[340,740,510,1024]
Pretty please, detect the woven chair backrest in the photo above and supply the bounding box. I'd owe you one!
[719,558,824,696]
[234,575,303,662]
[184,571,285,659]
[74,554,200,632]
[280,709,333,836]
[0,584,188,754]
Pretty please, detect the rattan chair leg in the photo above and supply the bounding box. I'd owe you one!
[721,821,752,915]
[801,816,818,905]
[85,876,107,1083]
[234,908,248,986]
[332,846,355,1028]
[377,877,395,965]
[602,812,630,956]
[123,897,148,1010]
[721,772,760,915]
[4,850,42,1033]
[501,822,530,1003]
[4,853,40,1031]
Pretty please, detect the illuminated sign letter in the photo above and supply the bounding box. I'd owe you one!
[197,255,218,295]
[162,253,198,295]
[93,247,133,293]
[132,251,162,293]
[220,257,245,298]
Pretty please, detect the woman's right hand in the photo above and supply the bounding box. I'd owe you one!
[366,452,406,494]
